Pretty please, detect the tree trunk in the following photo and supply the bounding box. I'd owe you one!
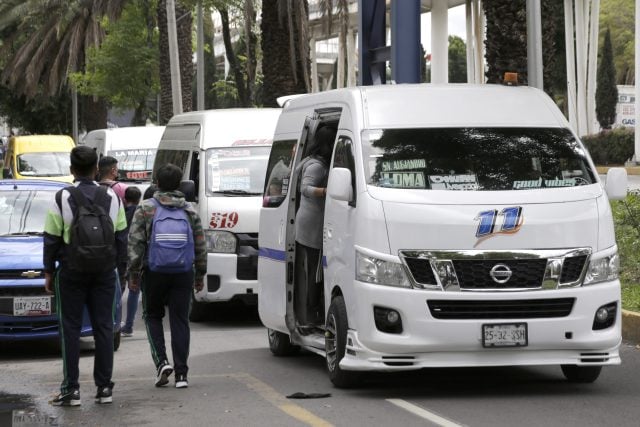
[81,96,108,131]
[261,0,310,107]
[158,0,192,124]
[244,0,257,106]
[220,6,248,106]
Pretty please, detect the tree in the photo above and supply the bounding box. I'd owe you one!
[261,0,310,107]
[448,35,467,83]
[0,0,127,131]
[71,0,159,126]
[600,0,634,84]
[596,29,618,130]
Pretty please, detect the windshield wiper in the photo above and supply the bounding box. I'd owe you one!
[2,231,44,236]
[212,190,262,196]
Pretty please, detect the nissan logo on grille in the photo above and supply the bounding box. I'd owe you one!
[489,264,512,284]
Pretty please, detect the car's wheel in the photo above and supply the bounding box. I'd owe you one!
[325,296,360,388]
[561,365,602,383]
[189,293,208,322]
[267,329,299,356]
[113,331,121,352]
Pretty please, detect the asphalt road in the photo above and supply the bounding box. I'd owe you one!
[1,296,640,427]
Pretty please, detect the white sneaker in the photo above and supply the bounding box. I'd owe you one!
[175,374,188,388]
[155,361,173,387]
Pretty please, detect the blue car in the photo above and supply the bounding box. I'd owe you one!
[0,180,121,349]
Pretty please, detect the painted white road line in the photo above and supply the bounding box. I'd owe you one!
[386,399,464,427]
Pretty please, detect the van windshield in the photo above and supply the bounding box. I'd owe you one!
[108,149,157,182]
[206,146,271,196]
[17,152,70,177]
[363,128,597,191]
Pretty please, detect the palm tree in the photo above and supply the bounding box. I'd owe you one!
[0,0,127,131]
[158,0,193,124]
[261,0,311,107]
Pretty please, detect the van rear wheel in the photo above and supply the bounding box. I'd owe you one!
[561,365,602,383]
[325,296,360,388]
[267,329,299,356]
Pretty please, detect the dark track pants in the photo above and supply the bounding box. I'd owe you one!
[55,268,116,393]
[142,269,193,376]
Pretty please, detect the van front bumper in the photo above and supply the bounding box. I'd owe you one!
[195,252,259,304]
[339,280,622,371]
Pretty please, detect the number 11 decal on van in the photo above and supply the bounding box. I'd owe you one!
[258,84,628,388]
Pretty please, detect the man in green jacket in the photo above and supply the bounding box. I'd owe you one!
[128,163,206,389]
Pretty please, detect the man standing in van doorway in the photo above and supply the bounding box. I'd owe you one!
[44,146,128,406]
[98,156,128,201]
[127,163,207,389]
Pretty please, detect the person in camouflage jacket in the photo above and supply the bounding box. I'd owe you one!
[127,163,206,389]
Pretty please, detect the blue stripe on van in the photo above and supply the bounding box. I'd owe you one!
[259,247,287,262]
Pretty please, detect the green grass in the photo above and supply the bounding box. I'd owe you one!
[622,283,640,312]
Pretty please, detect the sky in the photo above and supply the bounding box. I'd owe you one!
[420,5,466,53]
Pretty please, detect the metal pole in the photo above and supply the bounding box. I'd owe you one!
[72,87,78,143]
[431,0,448,83]
[197,1,205,111]
[635,0,640,162]
[526,0,544,89]
[166,0,183,115]
[391,0,421,84]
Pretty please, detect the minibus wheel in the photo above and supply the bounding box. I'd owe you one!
[268,329,299,356]
[561,365,602,383]
[325,296,360,388]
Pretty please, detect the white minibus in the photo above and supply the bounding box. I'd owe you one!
[153,108,281,320]
[258,84,628,387]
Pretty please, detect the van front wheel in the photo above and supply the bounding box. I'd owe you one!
[267,329,299,356]
[325,296,360,388]
[561,365,602,383]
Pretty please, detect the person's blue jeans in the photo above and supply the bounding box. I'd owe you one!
[123,287,140,333]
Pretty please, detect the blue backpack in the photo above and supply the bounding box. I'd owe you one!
[148,199,194,273]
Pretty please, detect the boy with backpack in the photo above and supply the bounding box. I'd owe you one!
[44,146,128,406]
[127,163,206,388]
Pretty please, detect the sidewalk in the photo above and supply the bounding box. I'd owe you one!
[623,310,640,344]
[596,165,640,175]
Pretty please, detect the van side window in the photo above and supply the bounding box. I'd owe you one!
[263,139,296,208]
[152,149,190,178]
[332,137,357,207]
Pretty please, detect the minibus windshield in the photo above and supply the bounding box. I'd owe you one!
[108,149,157,182]
[362,127,597,191]
[206,146,271,196]
[17,152,70,177]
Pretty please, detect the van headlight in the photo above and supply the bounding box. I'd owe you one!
[583,250,619,285]
[205,230,236,253]
[356,252,411,288]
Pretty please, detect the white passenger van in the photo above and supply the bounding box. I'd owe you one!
[258,84,628,387]
[81,126,165,194]
[152,108,281,320]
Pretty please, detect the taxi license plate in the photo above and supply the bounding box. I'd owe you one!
[482,323,527,348]
[13,296,52,316]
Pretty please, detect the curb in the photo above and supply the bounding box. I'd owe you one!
[596,166,640,175]
[622,309,640,344]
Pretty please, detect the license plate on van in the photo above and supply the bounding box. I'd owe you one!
[13,296,51,316]
[482,323,527,348]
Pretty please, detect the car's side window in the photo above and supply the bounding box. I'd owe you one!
[332,137,357,207]
[263,139,296,208]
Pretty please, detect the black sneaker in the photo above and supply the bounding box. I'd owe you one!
[175,374,188,389]
[51,389,81,407]
[95,386,113,404]
[155,360,173,387]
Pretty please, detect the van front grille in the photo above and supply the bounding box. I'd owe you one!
[452,259,547,289]
[427,298,575,319]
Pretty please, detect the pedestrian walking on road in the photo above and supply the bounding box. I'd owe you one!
[127,164,206,389]
[44,146,128,406]
[98,156,128,201]
[120,186,142,337]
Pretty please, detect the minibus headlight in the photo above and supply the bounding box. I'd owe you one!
[356,252,411,288]
[583,251,619,285]
[205,230,236,253]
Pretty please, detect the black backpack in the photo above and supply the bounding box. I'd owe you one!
[66,186,116,273]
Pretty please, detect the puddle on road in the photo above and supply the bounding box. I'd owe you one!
[0,393,58,426]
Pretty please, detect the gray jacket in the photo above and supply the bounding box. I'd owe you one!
[295,156,328,249]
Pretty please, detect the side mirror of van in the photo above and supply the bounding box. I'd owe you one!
[604,167,627,200]
[327,167,353,202]
[180,180,196,202]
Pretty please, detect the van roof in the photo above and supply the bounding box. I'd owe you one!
[11,135,75,152]
[164,108,281,148]
[284,84,568,129]
[83,126,165,149]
